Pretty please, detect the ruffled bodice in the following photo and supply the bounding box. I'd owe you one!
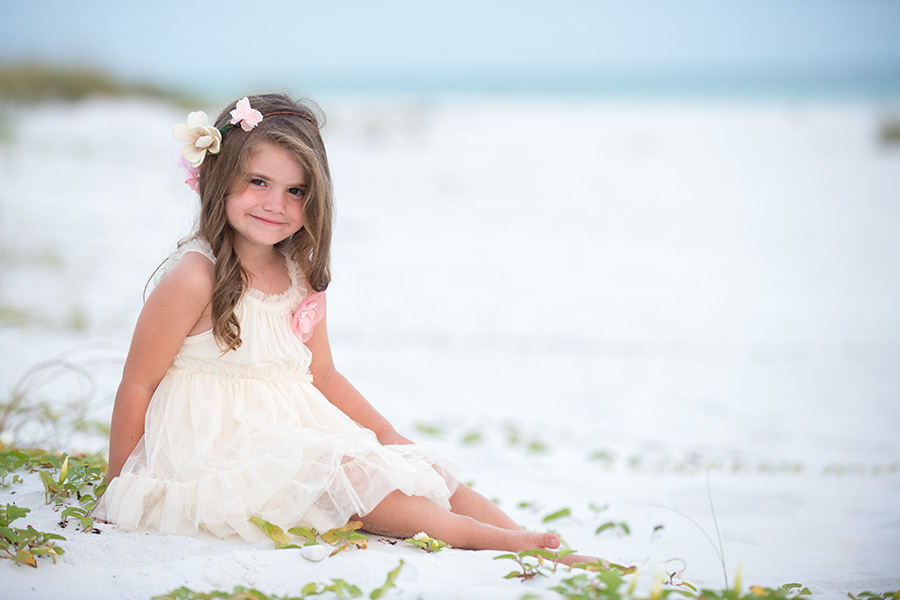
[173,240,313,383]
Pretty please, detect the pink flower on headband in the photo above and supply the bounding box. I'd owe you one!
[230,97,264,131]
[291,292,325,343]
[180,156,200,192]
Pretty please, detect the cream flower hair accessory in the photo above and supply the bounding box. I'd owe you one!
[172,111,222,167]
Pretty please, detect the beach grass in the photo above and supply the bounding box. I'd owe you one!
[0,62,200,106]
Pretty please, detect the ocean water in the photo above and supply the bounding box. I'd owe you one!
[284,68,900,100]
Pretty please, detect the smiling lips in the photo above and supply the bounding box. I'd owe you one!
[250,214,285,226]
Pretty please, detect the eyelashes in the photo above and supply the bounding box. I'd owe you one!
[249,178,305,199]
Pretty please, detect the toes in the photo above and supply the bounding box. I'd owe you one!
[545,533,561,549]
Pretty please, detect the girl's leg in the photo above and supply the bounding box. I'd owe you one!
[448,485,521,530]
[445,487,608,567]
[357,490,559,552]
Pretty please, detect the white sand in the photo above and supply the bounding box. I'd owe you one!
[1,94,898,599]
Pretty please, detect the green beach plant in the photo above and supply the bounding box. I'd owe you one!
[403,531,450,553]
[369,560,404,599]
[0,503,66,567]
[249,517,369,556]
[37,451,106,533]
[494,547,578,580]
[543,507,573,524]
[153,560,404,600]
[321,521,369,555]
[848,591,900,600]
[548,566,812,600]
[1,445,106,534]
[0,446,30,486]
[588,503,631,538]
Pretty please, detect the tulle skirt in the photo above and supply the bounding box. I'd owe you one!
[94,363,460,542]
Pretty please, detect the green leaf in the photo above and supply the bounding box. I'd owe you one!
[247,516,290,545]
[58,456,69,484]
[301,582,322,595]
[287,525,318,544]
[518,549,558,560]
[460,431,483,445]
[370,559,404,599]
[61,506,82,520]
[2,525,21,544]
[321,521,364,545]
[413,423,443,437]
[595,520,630,536]
[542,507,571,523]
[274,542,301,550]
[329,578,362,598]
[301,582,323,595]
[14,550,37,567]
[596,522,614,535]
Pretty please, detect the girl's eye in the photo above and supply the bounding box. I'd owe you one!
[250,178,266,187]
[289,187,306,198]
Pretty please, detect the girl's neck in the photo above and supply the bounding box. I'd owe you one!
[235,243,288,294]
[233,237,279,266]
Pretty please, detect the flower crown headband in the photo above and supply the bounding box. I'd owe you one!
[173,97,318,191]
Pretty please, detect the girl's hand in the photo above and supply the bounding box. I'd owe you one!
[377,428,414,446]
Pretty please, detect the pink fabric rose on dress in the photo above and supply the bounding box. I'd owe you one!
[291,292,325,343]
[230,97,264,132]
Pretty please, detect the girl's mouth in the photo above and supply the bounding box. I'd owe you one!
[251,215,284,226]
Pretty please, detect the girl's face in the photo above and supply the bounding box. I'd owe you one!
[225,141,306,254]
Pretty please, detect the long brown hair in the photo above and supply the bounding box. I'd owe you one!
[194,93,334,351]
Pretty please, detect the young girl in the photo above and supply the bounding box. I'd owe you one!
[95,93,579,558]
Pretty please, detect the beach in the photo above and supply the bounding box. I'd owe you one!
[1,94,899,599]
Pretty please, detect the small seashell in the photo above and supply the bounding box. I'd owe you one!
[301,544,328,562]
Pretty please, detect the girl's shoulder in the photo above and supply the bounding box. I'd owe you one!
[153,236,215,298]
[160,248,215,299]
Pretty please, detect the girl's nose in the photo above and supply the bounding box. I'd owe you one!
[261,191,286,212]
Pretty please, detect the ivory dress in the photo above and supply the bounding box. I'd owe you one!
[94,238,459,542]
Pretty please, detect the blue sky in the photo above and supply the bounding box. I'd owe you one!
[4,0,900,96]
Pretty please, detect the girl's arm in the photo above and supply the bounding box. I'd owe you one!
[306,297,411,445]
[106,253,215,480]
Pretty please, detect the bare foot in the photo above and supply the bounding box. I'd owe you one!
[501,530,561,553]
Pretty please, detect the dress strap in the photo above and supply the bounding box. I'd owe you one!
[280,247,310,297]
[155,236,214,283]
[178,236,215,263]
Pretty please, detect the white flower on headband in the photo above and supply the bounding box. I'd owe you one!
[230,97,263,131]
[172,111,222,167]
